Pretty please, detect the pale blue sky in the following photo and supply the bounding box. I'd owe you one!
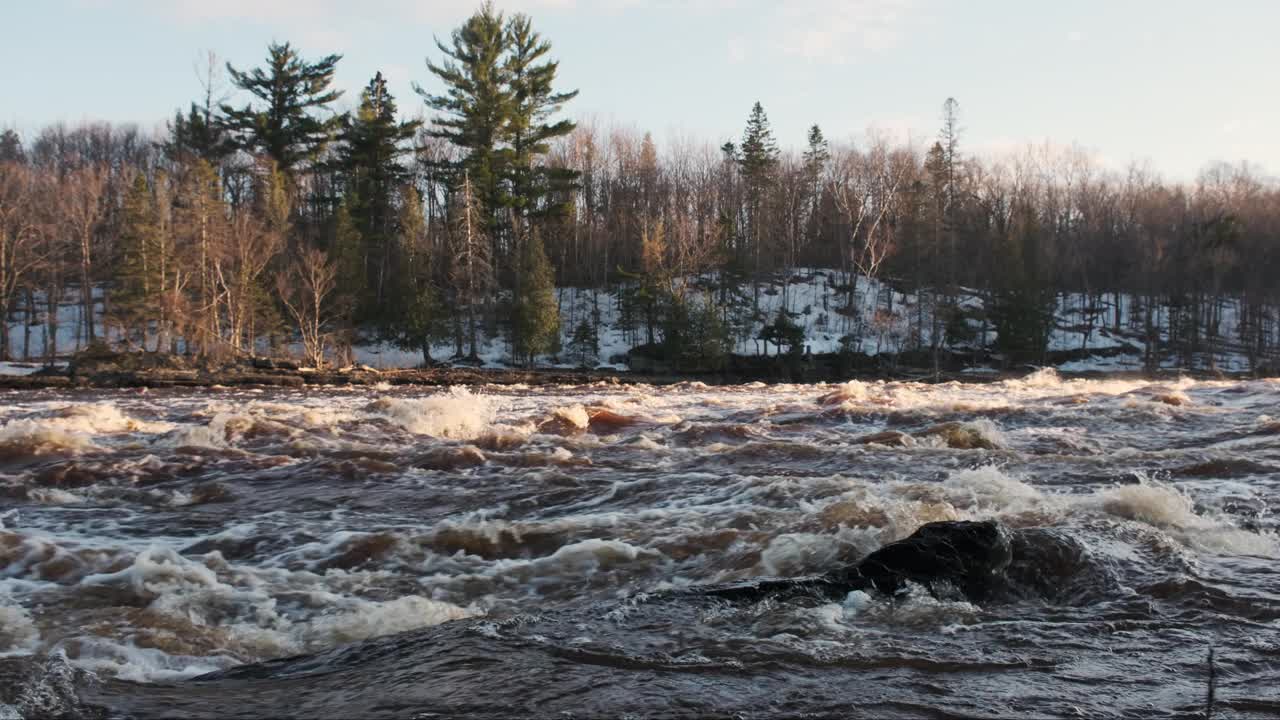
[5,0,1277,179]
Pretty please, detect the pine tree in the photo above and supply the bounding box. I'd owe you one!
[513,226,559,365]
[504,12,579,221]
[801,124,830,262]
[738,102,778,288]
[339,72,422,312]
[330,198,365,313]
[691,297,731,371]
[659,290,694,366]
[221,42,344,178]
[740,103,779,179]
[991,204,1055,363]
[760,307,804,356]
[0,131,25,164]
[421,3,579,266]
[567,318,598,367]
[385,185,443,366]
[802,125,830,181]
[165,104,233,167]
[115,174,160,343]
[419,3,512,238]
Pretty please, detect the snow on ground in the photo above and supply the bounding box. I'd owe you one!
[0,362,49,376]
[2,274,1267,374]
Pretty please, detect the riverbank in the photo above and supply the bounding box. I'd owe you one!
[0,347,1262,391]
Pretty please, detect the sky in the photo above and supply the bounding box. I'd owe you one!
[4,0,1278,180]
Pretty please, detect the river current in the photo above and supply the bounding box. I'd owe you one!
[1,370,1278,718]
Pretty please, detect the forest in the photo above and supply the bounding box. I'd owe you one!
[2,3,1278,374]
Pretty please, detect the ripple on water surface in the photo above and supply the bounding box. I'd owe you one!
[1,375,1278,718]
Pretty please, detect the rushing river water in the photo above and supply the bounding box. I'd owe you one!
[1,371,1278,718]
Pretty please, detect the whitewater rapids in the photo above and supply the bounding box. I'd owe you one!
[1,371,1278,718]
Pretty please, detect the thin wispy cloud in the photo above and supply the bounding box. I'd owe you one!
[774,0,921,62]
[148,0,924,64]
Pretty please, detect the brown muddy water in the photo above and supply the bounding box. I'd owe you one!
[0,370,1278,718]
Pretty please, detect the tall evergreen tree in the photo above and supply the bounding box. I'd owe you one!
[339,72,422,311]
[115,174,160,342]
[504,12,579,221]
[418,3,512,239]
[384,185,442,365]
[513,226,559,365]
[420,3,579,267]
[991,203,1055,363]
[116,173,183,350]
[330,198,365,313]
[740,102,779,186]
[738,102,778,303]
[165,105,233,167]
[691,297,732,372]
[802,125,830,180]
[0,131,25,165]
[801,124,830,257]
[221,42,344,178]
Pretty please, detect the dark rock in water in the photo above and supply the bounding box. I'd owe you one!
[1002,527,1117,604]
[839,520,1013,600]
[699,520,1014,604]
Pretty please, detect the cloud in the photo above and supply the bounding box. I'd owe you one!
[147,0,924,65]
[773,0,920,62]
[157,0,622,25]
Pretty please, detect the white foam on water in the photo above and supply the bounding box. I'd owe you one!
[163,412,238,448]
[1013,367,1062,388]
[21,541,484,681]
[367,387,499,439]
[65,638,232,684]
[532,538,649,575]
[302,595,474,647]
[0,402,175,458]
[1096,482,1199,529]
[833,583,981,628]
[759,527,880,576]
[817,381,872,406]
[1091,481,1280,558]
[24,489,84,505]
[940,466,1047,516]
[840,589,875,616]
[548,405,590,431]
[80,545,222,600]
[0,422,98,456]
[5,375,1279,695]
[760,533,841,577]
[47,403,172,435]
[0,601,39,657]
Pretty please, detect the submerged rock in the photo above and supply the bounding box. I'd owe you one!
[698,520,1015,603]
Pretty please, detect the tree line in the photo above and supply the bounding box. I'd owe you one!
[1,2,1278,372]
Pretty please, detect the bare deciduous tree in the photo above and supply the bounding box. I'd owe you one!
[276,246,338,369]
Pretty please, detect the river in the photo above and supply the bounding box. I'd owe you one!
[1,371,1278,718]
